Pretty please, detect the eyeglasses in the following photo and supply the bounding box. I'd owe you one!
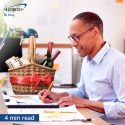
[68,27,94,43]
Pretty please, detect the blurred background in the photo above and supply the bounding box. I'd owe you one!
[0,0,125,86]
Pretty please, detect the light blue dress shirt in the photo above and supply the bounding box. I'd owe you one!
[68,42,125,125]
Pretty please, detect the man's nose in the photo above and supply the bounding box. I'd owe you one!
[71,40,78,47]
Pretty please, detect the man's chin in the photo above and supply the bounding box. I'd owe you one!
[77,49,87,57]
[78,54,84,58]
[79,53,87,57]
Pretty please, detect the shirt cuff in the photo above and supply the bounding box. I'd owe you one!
[103,102,118,119]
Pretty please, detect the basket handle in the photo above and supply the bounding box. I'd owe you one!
[28,36,36,63]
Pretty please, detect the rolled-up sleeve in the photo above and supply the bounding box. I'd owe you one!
[104,101,125,119]
[104,59,125,119]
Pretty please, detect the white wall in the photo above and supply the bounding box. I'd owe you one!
[3,0,125,52]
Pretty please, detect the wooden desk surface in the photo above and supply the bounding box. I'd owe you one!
[78,108,109,125]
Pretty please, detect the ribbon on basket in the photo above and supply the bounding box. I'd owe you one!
[10,73,53,91]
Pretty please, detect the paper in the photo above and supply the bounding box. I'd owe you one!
[10,95,42,105]
[6,95,86,122]
[40,105,86,122]
[5,95,57,105]
[4,95,41,105]
[8,104,86,122]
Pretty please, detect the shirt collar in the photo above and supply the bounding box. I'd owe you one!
[87,42,110,64]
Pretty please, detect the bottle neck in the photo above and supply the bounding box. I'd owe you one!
[47,42,53,57]
[50,50,61,61]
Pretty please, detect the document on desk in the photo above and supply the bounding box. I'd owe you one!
[9,95,42,105]
[7,104,86,122]
[7,95,58,114]
[6,95,57,105]
[40,105,86,122]
[5,94,58,108]
[6,95,87,122]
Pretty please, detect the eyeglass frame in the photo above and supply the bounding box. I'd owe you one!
[68,26,94,43]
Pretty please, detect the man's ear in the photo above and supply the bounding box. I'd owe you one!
[93,27,99,38]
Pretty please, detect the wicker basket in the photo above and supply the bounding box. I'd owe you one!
[9,63,56,94]
[8,36,56,94]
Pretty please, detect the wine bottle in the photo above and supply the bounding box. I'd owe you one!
[40,42,53,65]
[46,42,53,58]
[43,50,61,68]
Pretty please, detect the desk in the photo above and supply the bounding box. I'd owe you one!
[13,108,108,125]
[52,88,108,124]
[24,108,109,125]
[77,108,108,125]
[4,97,109,125]
[1,82,108,125]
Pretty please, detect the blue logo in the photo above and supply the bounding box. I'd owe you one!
[4,3,27,17]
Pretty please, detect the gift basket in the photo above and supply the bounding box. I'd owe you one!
[7,36,56,94]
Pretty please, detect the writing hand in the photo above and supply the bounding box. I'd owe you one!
[38,89,59,103]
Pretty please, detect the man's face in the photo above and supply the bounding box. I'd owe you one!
[69,19,96,57]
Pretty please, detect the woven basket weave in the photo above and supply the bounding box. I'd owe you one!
[8,36,56,94]
[9,63,56,94]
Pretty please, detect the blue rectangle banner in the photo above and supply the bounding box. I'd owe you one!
[0,114,39,122]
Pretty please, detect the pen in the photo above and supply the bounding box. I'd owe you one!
[0,74,7,89]
[42,118,94,122]
[66,118,93,122]
[48,82,53,91]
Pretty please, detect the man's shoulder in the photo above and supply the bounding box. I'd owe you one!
[109,48,125,59]
[107,48,125,65]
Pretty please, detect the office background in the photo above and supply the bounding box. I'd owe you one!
[0,0,125,85]
[3,0,125,52]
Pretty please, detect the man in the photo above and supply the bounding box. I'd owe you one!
[38,12,125,125]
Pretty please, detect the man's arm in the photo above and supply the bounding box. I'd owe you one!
[58,95,105,113]
[84,99,105,113]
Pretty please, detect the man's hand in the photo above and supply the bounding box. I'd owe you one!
[38,89,59,103]
[57,95,88,108]
[57,95,105,113]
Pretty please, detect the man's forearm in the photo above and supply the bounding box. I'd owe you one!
[84,99,105,113]
[55,92,69,101]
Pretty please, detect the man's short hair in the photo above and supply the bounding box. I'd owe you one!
[73,12,103,35]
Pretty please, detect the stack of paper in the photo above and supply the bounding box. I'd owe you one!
[40,105,86,122]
